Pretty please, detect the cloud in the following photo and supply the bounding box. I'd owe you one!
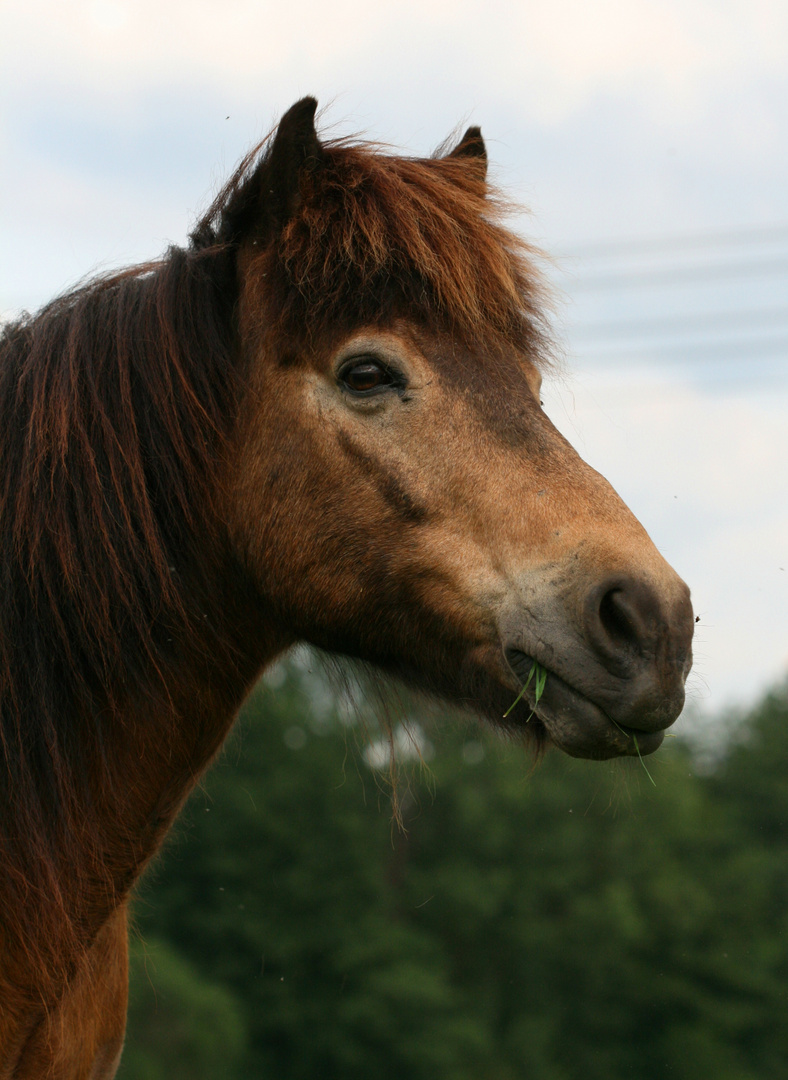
[4,0,787,125]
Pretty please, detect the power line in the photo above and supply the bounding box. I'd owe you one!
[568,307,788,342]
[559,256,788,292]
[575,333,788,364]
[558,223,788,261]
[546,224,788,385]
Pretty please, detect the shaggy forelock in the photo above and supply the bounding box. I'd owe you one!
[240,139,554,362]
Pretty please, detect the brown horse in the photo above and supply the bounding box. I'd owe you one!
[0,97,692,1076]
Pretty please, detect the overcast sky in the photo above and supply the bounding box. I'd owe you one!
[2,0,787,725]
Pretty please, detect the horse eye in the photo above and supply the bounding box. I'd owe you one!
[340,360,395,394]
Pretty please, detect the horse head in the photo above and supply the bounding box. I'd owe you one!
[218,98,694,761]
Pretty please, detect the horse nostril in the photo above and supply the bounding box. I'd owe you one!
[578,574,693,729]
[599,588,640,653]
[585,577,661,673]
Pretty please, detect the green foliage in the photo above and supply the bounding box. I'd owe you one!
[122,663,788,1079]
[120,936,247,1079]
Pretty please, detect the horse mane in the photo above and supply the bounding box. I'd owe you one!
[0,120,551,1002]
[0,245,241,999]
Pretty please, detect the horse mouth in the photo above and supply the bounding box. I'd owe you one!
[503,650,667,761]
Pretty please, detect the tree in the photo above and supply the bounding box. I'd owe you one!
[122,662,788,1079]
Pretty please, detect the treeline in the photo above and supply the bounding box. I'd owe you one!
[120,660,788,1079]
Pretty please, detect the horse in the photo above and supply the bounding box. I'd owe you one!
[0,97,693,1077]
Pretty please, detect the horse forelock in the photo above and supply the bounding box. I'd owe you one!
[285,142,551,354]
[196,132,555,365]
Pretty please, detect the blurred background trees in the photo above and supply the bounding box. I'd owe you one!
[120,660,788,1079]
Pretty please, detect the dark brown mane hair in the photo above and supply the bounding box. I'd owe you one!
[0,116,550,1001]
[0,244,242,1000]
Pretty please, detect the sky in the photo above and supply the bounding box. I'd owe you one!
[2,0,787,728]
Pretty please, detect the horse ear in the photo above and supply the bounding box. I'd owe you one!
[204,97,323,248]
[263,96,323,229]
[447,126,487,180]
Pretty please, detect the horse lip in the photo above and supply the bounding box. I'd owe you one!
[503,648,667,761]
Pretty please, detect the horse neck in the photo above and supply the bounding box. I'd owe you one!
[73,551,287,898]
[125,560,286,807]
[0,516,288,1015]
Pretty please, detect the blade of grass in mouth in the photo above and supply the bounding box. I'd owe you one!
[503,660,546,720]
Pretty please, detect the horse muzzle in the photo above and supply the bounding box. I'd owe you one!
[501,571,694,760]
